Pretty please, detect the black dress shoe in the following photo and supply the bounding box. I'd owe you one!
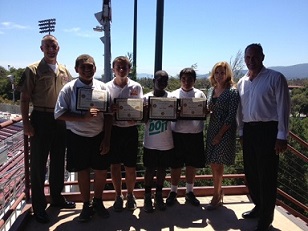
[50,200,76,209]
[34,211,50,223]
[242,207,259,219]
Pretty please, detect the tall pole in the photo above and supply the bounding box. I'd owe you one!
[133,0,137,79]
[103,0,112,82]
[154,0,164,74]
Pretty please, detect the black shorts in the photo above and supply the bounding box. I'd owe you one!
[143,147,173,168]
[66,130,110,172]
[109,126,139,167]
[171,131,205,168]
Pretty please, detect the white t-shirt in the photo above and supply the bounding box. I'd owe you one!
[171,87,206,133]
[54,78,108,137]
[143,91,174,150]
[106,77,143,127]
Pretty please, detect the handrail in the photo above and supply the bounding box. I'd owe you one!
[289,130,308,149]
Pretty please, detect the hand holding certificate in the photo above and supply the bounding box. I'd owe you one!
[115,98,143,121]
[77,88,108,111]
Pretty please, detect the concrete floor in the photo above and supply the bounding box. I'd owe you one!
[24,195,306,231]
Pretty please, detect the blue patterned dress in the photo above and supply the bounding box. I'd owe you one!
[205,87,240,165]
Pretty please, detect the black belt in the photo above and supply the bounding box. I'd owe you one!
[245,121,277,126]
[33,106,54,113]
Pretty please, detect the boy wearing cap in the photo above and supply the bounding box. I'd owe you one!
[54,54,112,222]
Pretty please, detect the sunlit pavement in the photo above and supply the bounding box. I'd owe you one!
[23,195,306,231]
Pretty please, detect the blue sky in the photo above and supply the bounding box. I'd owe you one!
[0,0,307,78]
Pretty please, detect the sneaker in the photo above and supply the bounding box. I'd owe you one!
[166,191,177,206]
[154,192,166,211]
[78,202,94,222]
[185,192,200,206]
[113,195,124,212]
[143,193,154,213]
[92,198,110,218]
[126,194,137,211]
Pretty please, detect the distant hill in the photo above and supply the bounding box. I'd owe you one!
[114,63,308,80]
[268,63,308,79]
[196,63,308,80]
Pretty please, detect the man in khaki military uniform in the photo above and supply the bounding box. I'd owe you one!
[19,35,75,223]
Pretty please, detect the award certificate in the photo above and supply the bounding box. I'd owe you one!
[76,88,108,111]
[115,98,143,121]
[149,97,177,120]
[179,98,207,119]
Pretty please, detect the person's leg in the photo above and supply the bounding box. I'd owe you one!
[29,112,50,218]
[243,124,260,208]
[78,169,90,202]
[144,167,155,194]
[155,167,167,211]
[211,163,224,198]
[49,119,66,203]
[256,122,279,229]
[111,164,122,196]
[93,169,110,218]
[185,166,200,206]
[170,167,181,188]
[144,167,155,212]
[156,167,166,188]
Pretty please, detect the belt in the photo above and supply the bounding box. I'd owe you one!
[245,121,277,126]
[33,106,55,113]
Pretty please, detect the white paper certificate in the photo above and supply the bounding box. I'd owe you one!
[149,97,177,120]
[115,98,143,121]
[179,98,207,119]
[76,88,108,111]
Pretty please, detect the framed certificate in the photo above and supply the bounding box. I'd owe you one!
[76,88,108,111]
[148,97,178,120]
[115,98,143,121]
[179,98,207,119]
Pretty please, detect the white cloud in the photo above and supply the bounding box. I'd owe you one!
[63,27,81,33]
[0,22,29,30]
[63,27,95,38]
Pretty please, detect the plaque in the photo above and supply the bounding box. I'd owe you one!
[148,97,177,120]
[179,98,207,119]
[115,98,143,121]
[76,88,108,111]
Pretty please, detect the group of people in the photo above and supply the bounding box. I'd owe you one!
[19,35,290,231]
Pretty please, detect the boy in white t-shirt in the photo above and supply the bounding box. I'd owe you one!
[142,70,174,213]
[106,56,143,212]
[166,68,206,207]
[55,54,112,222]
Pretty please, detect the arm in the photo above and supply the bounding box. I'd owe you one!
[274,74,290,154]
[20,91,34,136]
[56,108,99,122]
[212,88,240,145]
[100,113,113,155]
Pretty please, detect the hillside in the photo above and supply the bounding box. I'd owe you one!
[137,63,308,80]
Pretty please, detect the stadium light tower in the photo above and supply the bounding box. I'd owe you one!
[38,18,56,34]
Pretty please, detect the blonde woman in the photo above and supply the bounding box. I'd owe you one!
[205,62,239,210]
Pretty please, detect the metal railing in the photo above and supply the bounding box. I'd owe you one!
[0,116,307,231]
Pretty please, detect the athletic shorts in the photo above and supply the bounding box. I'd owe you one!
[66,130,110,172]
[143,147,173,168]
[109,126,138,167]
[171,131,205,168]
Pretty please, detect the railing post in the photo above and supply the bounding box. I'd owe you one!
[23,135,30,201]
